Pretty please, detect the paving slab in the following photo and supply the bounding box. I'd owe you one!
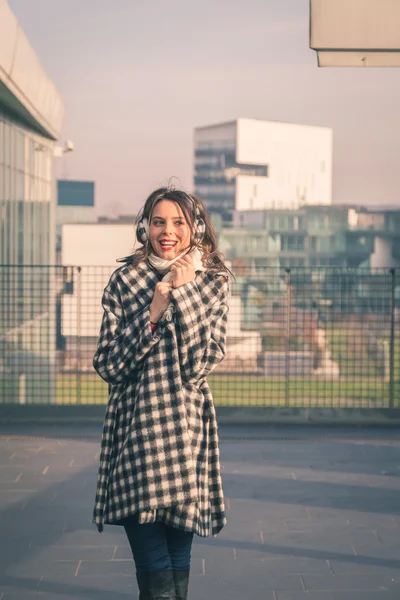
[1,424,400,599]
[275,593,399,600]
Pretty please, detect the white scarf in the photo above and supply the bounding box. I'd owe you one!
[148,247,205,282]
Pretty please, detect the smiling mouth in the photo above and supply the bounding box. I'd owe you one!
[159,241,177,250]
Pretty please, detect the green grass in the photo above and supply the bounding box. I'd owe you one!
[1,373,398,407]
[56,374,399,407]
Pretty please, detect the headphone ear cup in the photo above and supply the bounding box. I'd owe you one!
[136,219,149,245]
[194,215,206,243]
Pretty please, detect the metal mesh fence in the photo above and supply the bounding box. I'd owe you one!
[0,265,399,408]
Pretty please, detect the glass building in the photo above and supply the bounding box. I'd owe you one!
[194,124,267,221]
[0,1,65,403]
[0,113,54,266]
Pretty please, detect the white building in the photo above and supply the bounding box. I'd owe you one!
[194,118,333,221]
[61,221,137,337]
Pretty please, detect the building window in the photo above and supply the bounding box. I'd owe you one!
[281,235,305,252]
[280,257,306,267]
[309,235,334,252]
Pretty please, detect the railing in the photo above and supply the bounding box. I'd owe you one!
[0,265,399,408]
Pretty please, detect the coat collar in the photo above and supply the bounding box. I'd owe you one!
[118,260,162,309]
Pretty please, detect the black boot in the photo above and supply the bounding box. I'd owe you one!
[173,570,190,600]
[136,570,176,599]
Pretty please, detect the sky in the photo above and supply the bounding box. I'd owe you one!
[9,0,400,216]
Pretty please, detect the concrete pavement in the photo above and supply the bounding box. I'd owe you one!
[1,423,400,599]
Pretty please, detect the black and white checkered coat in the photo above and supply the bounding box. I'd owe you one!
[92,260,228,537]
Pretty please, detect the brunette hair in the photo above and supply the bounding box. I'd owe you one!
[119,187,232,279]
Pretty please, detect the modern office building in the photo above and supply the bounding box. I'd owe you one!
[0,0,65,403]
[194,118,333,222]
[0,1,65,266]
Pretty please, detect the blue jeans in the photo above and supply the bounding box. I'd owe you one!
[123,515,194,572]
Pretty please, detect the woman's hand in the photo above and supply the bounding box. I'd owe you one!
[149,282,173,323]
[170,254,196,288]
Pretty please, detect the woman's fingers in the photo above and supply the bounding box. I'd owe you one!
[155,282,172,296]
[174,255,193,267]
[156,281,172,288]
[169,255,196,288]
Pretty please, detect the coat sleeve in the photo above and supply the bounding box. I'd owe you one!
[93,274,164,385]
[170,275,229,383]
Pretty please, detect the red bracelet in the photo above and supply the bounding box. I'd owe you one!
[150,322,157,333]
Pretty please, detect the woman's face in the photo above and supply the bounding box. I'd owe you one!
[149,200,191,259]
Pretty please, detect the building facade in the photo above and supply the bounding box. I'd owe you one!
[0,1,65,266]
[218,205,400,269]
[0,0,65,403]
[194,118,333,222]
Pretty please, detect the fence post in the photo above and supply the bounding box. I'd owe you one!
[19,374,26,405]
[76,266,82,405]
[389,268,395,409]
[286,269,291,407]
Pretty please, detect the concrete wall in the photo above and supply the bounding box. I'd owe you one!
[62,223,138,267]
[311,0,400,49]
[311,0,400,66]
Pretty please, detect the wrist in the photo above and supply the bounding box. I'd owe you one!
[149,307,161,323]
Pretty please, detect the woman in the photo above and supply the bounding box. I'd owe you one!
[92,187,231,599]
